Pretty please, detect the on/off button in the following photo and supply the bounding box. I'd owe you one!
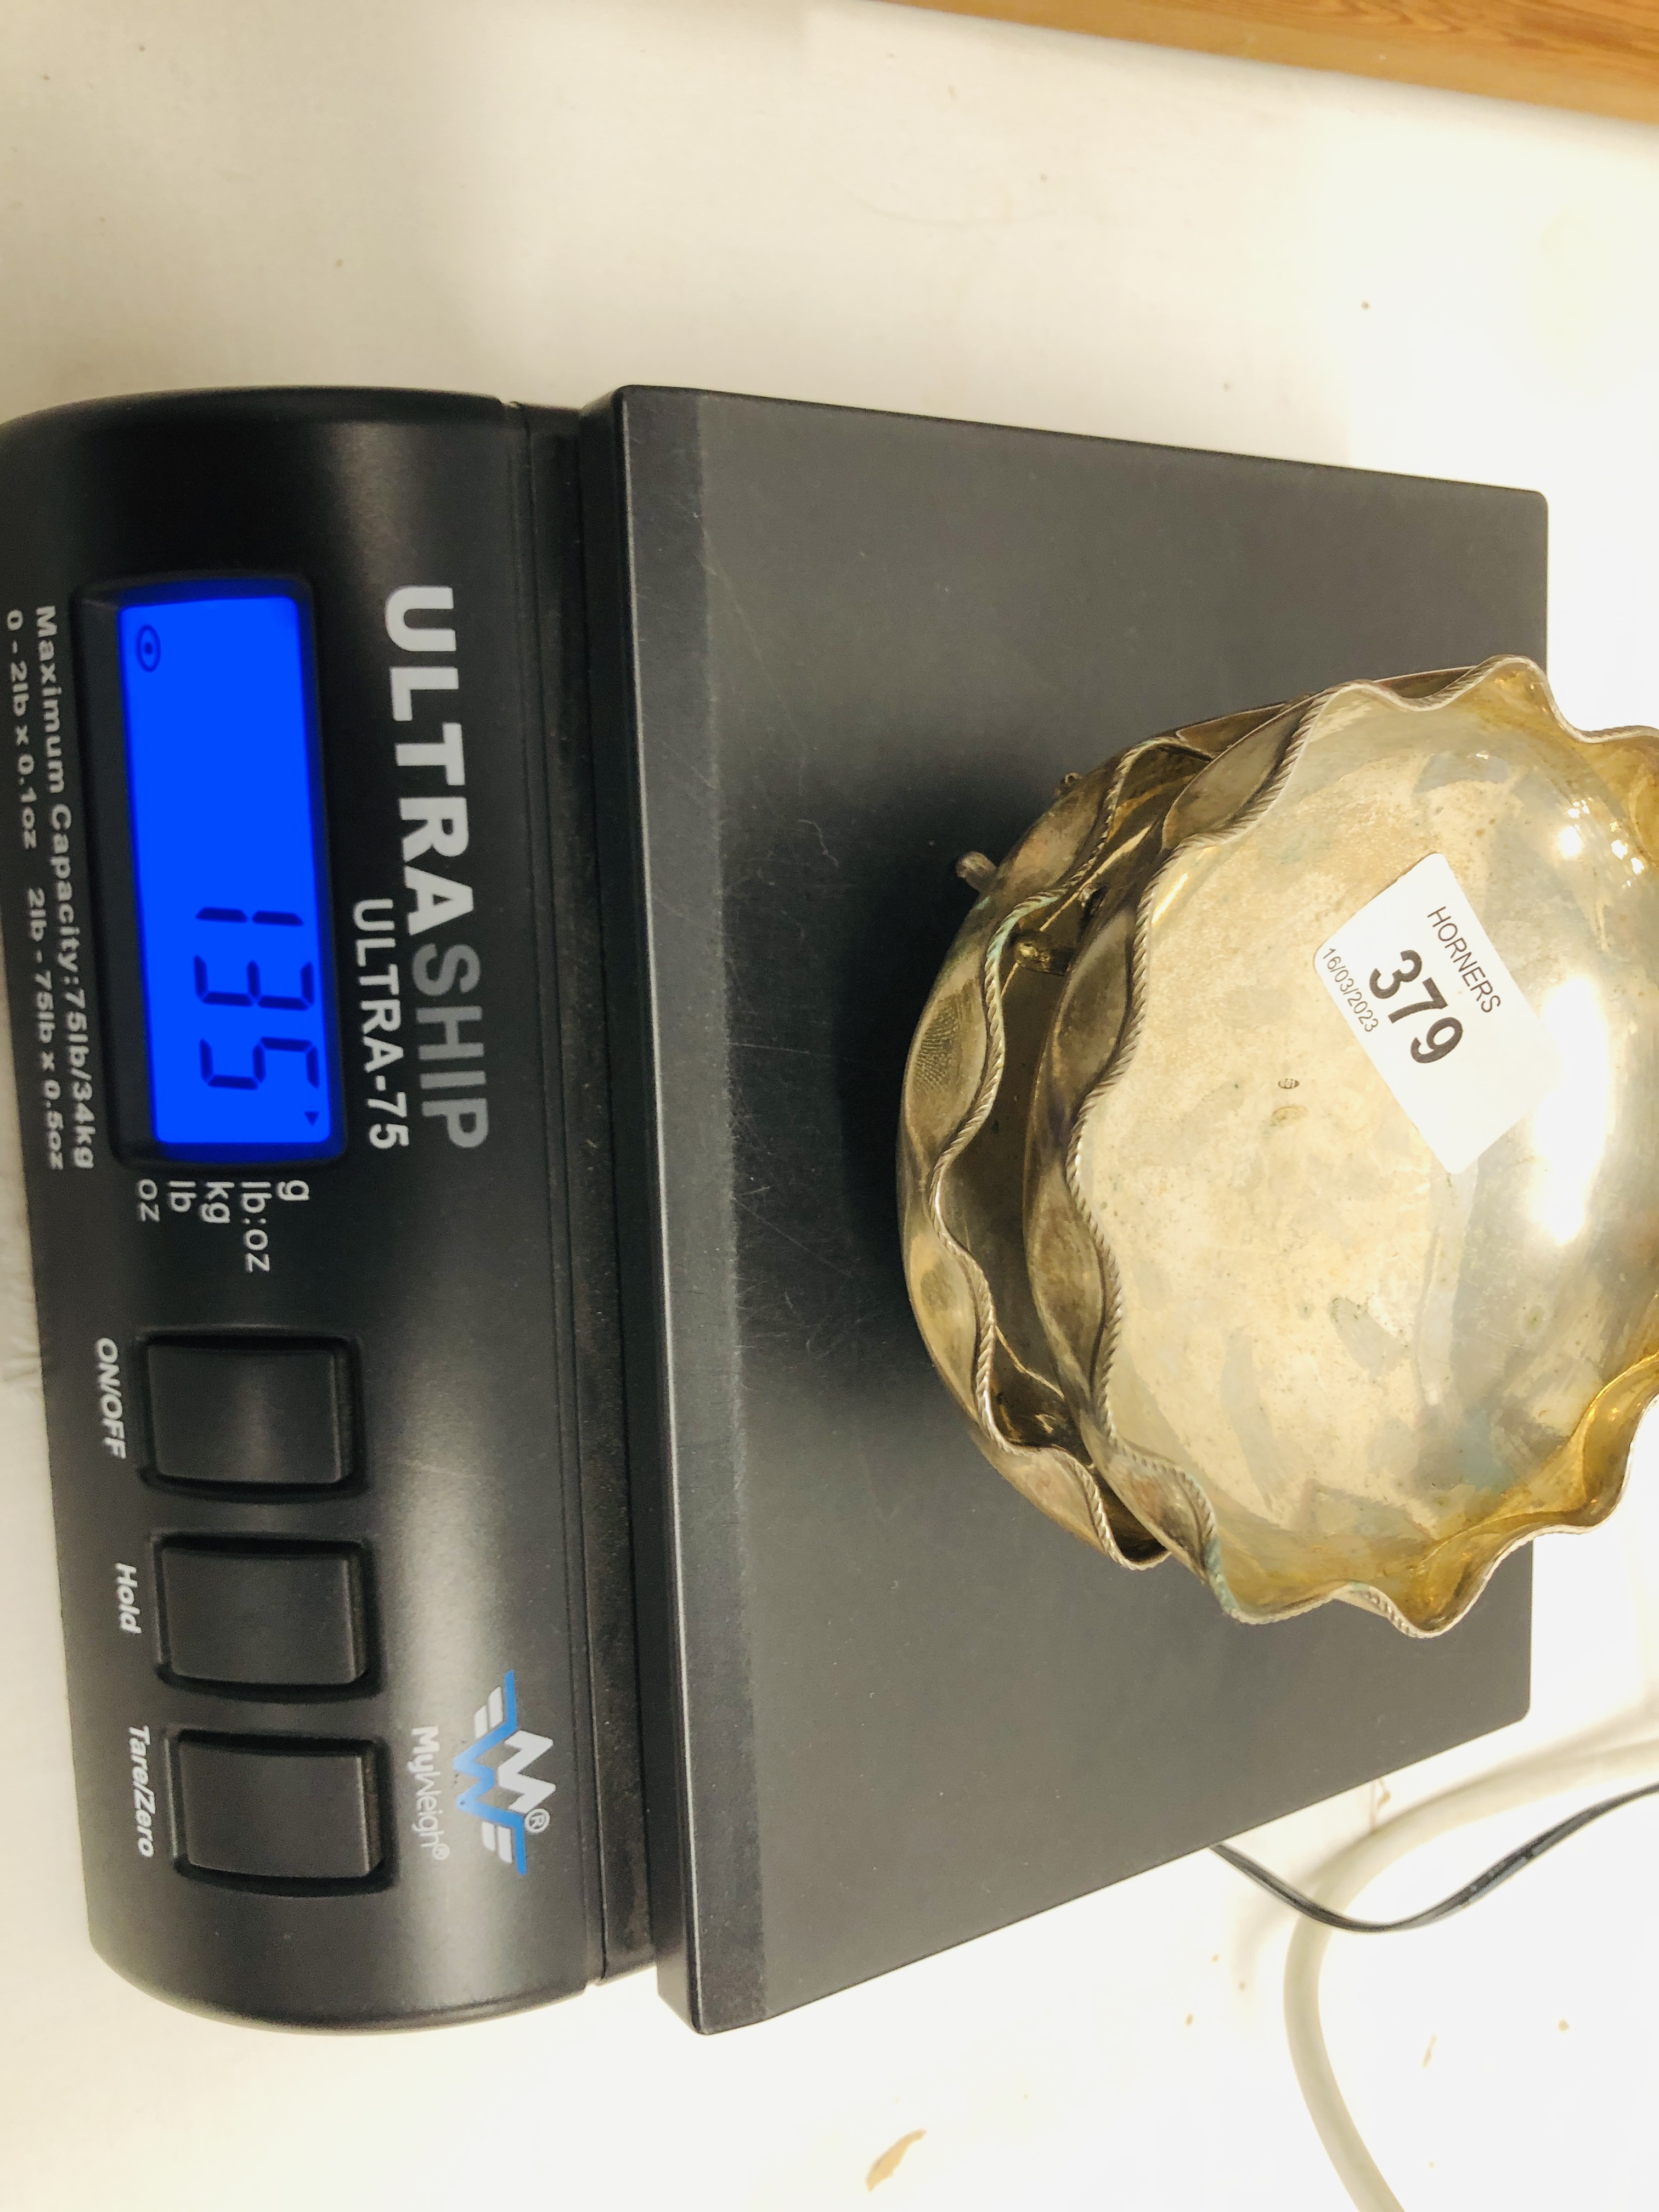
[145,1340,348,1488]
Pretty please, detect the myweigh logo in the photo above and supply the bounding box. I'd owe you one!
[453,1670,556,1874]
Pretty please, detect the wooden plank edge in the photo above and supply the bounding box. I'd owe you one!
[898,0,1659,128]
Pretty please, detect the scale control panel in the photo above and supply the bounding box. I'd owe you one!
[0,388,641,2027]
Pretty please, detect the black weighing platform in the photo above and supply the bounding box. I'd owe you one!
[0,384,1536,2034]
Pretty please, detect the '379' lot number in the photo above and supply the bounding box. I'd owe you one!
[1369,950,1463,1064]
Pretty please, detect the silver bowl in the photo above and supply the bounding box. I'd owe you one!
[899,659,1659,1634]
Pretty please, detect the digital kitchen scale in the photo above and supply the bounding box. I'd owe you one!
[0,385,1536,2030]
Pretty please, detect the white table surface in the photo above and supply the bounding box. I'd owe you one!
[4,4,1659,2207]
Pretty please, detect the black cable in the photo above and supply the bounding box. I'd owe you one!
[1211,1776,1659,1934]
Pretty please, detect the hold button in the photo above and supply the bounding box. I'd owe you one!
[177,1737,381,1883]
[160,1543,366,1689]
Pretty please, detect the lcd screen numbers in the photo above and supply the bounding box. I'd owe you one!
[115,588,343,1159]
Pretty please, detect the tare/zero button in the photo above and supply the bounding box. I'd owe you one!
[176,1737,381,1884]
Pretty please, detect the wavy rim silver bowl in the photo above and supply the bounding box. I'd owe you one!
[899,659,1659,1634]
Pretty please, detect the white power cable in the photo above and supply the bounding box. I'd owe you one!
[1281,1735,1659,2212]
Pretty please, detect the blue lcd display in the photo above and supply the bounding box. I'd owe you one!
[116,588,342,1158]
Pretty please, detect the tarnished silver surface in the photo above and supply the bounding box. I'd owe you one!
[899,658,1659,1634]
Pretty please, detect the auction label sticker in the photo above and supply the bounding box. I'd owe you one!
[1313,853,1566,1175]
